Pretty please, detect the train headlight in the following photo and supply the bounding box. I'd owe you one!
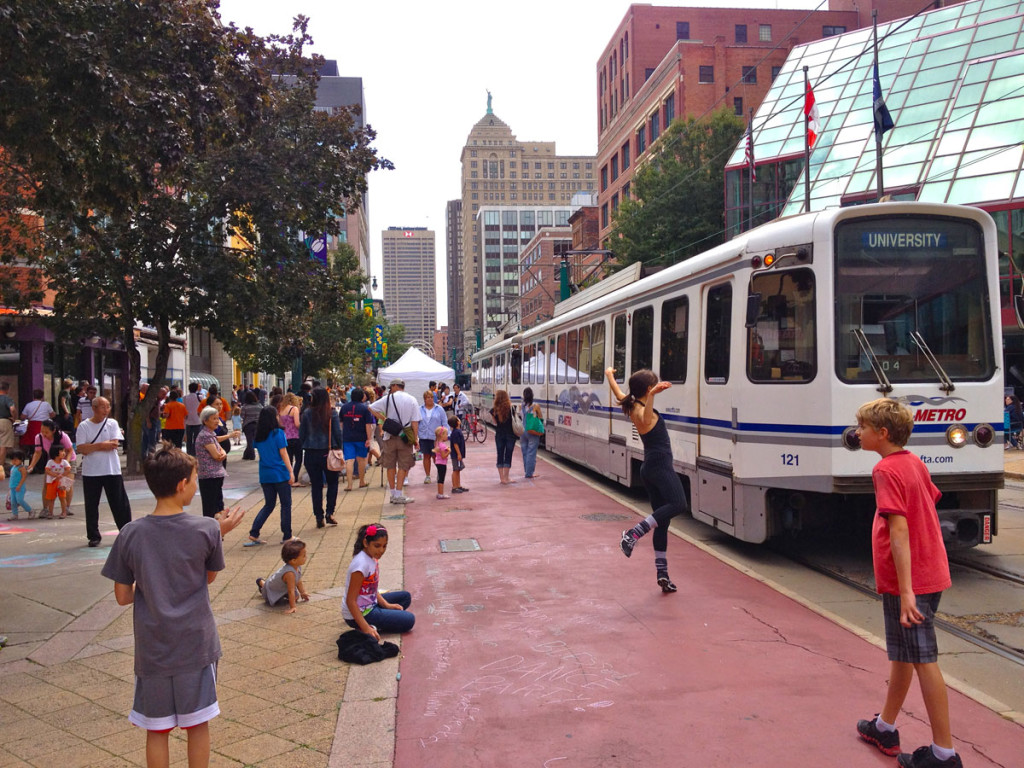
[842,426,861,450]
[972,423,994,447]
[946,424,968,448]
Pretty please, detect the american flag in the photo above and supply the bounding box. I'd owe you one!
[745,118,756,182]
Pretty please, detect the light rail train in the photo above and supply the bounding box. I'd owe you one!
[471,202,1003,548]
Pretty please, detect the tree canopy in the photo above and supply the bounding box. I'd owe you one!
[609,109,744,270]
[0,1,392,471]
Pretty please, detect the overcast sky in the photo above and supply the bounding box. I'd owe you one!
[216,0,823,325]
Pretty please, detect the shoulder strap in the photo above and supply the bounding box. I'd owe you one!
[87,418,109,444]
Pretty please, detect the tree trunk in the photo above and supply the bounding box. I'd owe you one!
[124,316,172,476]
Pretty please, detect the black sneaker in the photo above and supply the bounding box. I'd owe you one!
[897,746,962,768]
[255,577,265,593]
[620,530,637,558]
[657,573,678,593]
[857,716,900,757]
[87,537,101,548]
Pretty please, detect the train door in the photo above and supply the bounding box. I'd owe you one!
[697,281,735,527]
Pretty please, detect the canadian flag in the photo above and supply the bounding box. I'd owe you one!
[804,80,821,148]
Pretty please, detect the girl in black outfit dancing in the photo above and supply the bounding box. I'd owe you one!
[607,367,688,593]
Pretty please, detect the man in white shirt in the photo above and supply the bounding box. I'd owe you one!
[369,379,420,504]
[183,382,203,456]
[452,384,471,419]
[75,397,132,547]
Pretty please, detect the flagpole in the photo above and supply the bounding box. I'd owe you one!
[747,108,754,231]
[803,65,811,213]
[873,10,885,200]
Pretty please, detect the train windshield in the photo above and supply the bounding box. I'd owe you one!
[834,215,994,384]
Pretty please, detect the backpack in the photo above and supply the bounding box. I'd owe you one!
[336,630,400,665]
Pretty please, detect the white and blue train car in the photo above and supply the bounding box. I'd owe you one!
[472,202,1003,547]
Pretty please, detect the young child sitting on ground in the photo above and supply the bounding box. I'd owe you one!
[853,398,962,768]
[256,539,310,614]
[343,523,414,640]
[101,443,225,768]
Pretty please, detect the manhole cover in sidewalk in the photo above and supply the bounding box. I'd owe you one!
[581,513,634,522]
[439,538,481,553]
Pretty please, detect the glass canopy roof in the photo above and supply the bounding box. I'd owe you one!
[727,0,1024,214]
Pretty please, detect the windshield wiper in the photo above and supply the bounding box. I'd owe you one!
[910,331,955,393]
[851,328,893,394]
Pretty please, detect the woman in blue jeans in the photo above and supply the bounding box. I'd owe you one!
[519,387,543,479]
[246,406,295,545]
[490,389,517,484]
[299,387,343,528]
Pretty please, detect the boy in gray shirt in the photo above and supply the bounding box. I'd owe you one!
[102,445,224,767]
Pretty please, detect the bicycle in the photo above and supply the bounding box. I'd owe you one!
[462,407,488,444]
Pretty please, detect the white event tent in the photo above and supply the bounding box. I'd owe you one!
[376,347,454,398]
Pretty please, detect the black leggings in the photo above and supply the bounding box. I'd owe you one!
[436,464,447,485]
[640,455,688,551]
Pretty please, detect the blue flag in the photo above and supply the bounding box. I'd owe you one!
[873,62,894,139]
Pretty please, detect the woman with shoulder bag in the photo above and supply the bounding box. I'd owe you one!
[299,387,343,528]
[519,387,544,479]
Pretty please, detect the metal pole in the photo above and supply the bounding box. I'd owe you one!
[748,107,755,231]
[803,66,811,213]
[873,10,885,201]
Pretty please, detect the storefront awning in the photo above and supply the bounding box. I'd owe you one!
[189,373,221,391]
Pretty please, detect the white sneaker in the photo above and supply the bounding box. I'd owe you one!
[423,475,432,484]
[392,495,415,504]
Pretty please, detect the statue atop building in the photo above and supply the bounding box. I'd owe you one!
[486,89,493,115]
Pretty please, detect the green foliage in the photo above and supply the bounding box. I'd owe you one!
[610,109,744,269]
[0,1,392,471]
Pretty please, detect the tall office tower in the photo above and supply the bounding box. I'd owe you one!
[459,97,597,353]
[381,227,437,353]
[308,61,372,287]
[445,199,464,370]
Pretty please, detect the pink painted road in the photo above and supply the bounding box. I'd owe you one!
[393,456,1022,767]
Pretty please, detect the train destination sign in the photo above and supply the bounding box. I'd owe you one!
[861,232,948,249]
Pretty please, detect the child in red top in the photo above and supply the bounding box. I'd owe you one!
[854,398,960,768]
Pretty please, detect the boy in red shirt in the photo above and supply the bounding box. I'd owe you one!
[854,398,961,768]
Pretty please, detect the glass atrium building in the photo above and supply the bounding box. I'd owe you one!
[725,0,1024,372]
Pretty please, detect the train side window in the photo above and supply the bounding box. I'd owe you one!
[590,321,606,383]
[613,314,626,381]
[522,343,534,384]
[704,284,732,384]
[661,296,688,383]
[566,329,578,383]
[556,334,567,384]
[631,306,654,373]
[747,269,816,383]
[511,347,522,385]
[537,339,546,384]
[548,337,556,383]
[482,357,491,383]
[496,353,505,385]
[578,325,591,384]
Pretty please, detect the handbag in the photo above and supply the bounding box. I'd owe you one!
[511,405,525,437]
[381,392,404,437]
[327,415,345,472]
[525,407,545,435]
[13,420,27,436]
[215,421,231,454]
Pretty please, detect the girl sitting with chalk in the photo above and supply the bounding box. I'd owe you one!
[342,524,415,640]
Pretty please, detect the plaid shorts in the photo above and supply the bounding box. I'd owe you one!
[882,592,942,664]
[129,663,219,731]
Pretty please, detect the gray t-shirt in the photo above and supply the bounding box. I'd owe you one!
[262,562,301,606]
[101,512,225,677]
[0,394,15,420]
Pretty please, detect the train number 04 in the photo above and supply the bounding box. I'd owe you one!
[781,453,799,466]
